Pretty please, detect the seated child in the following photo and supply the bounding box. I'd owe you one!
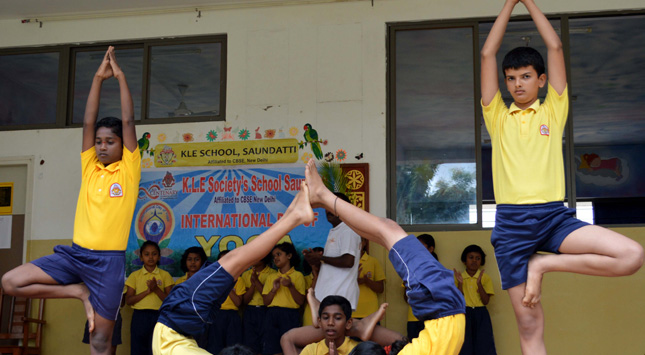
[281,290,395,355]
[261,242,306,354]
[241,251,276,353]
[303,159,466,355]
[206,249,245,354]
[176,247,208,285]
[299,295,360,355]
[453,245,496,355]
[126,241,174,355]
[151,183,315,354]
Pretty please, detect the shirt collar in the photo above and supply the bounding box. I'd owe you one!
[360,252,369,262]
[143,266,160,275]
[509,98,541,114]
[279,267,295,276]
[95,160,121,172]
[462,269,481,279]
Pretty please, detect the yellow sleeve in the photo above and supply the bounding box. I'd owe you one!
[292,272,306,295]
[372,257,386,282]
[262,274,276,295]
[125,270,139,290]
[160,270,175,289]
[544,83,569,128]
[482,273,495,295]
[241,270,252,289]
[80,147,99,178]
[299,343,317,355]
[481,90,506,138]
[234,278,246,295]
[121,143,142,183]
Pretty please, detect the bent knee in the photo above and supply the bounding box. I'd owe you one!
[622,242,644,275]
[1,271,19,294]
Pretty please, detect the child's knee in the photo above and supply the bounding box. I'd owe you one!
[90,331,111,353]
[515,312,542,336]
[623,242,644,275]
[1,270,19,294]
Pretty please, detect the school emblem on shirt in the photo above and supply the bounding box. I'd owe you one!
[540,124,550,136]
[110,183,123,197]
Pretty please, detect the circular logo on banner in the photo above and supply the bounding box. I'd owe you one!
[135,200,175,245]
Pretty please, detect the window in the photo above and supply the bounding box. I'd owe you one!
[388,11,645,229]
[0,51,61,127]
[0,35,226,130]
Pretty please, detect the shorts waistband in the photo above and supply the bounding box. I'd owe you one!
[72,243,126,256]
[496,201,564,211]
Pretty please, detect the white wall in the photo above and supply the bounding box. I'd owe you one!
[0,0,642,242]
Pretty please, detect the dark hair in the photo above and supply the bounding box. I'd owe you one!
[218,344,254,355]
[273,242,300,269]
[502,46,545,77]
[349,341,386,355]
[461,244,486,266]
[312,247,324,253]
[180,246,207,273]
[333,192,351,204]
[417,234,438,261]
[140,240,160,265]
[389,339,410,355]
[318,295,352,320]
[95,117,123,140]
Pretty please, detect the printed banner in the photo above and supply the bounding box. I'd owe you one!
[127,165,332,276]
[154,139,299,168]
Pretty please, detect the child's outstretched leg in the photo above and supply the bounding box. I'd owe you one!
[305,159,406,250]
[522,226,643,308]
[218,182,315,279]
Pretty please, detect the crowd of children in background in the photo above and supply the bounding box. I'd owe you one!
[105,232,497,355]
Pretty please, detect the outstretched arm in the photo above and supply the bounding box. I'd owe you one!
[107,47,138,152]
[521,0,566,94]
[82,47,113,152]
[481,0,519,106]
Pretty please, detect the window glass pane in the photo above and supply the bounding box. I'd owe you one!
[395,27,476,225]
[0,52,59,126]
[570,15,645,200]
[148,43,222,119]
[72,48,144,124]
[479,20,562,203]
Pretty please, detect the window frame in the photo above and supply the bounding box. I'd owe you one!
[0,34,227,131]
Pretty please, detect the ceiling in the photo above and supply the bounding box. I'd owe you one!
[0,0,348,21]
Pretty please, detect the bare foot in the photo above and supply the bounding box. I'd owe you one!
[305,159,334,209]
[78,284,95,332]
[523,254,545,308]
[283,182,315,225]
[354,303,389,341]
[307,288,321,328]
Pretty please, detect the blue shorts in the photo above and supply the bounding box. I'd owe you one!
[157,261,234,340]
[31,244,125,320]
[492,202,589,290]
[389,235,465,321]
[261,307,300,355]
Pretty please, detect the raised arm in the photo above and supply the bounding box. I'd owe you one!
[521,0,566,94]
[481,0,519,106]
[82,48,113,152]
[107,47,138,152]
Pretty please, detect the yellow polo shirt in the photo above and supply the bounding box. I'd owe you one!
[262,267,305,309]
[482,84,568,204]
[300,338,360,355]
[241,266,277,306]
[73,146,141,250]
[125,266,174,310]
[220,278,246,311]
[455,270,494,308]
[353,252,386,318]
[175,273,189,285]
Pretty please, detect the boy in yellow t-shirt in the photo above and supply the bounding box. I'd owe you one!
[2,46,141,355]
[300,296,359,355]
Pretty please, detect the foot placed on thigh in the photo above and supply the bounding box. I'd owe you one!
[523,254,546,308]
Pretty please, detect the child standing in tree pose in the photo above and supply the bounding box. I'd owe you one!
[262,242,306,355]
[303,159,465,354]
[481,1,643,353]
[454,245,496,355]
[1,46,140,355]
[125,241,174,355]
[151,183,315,354]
